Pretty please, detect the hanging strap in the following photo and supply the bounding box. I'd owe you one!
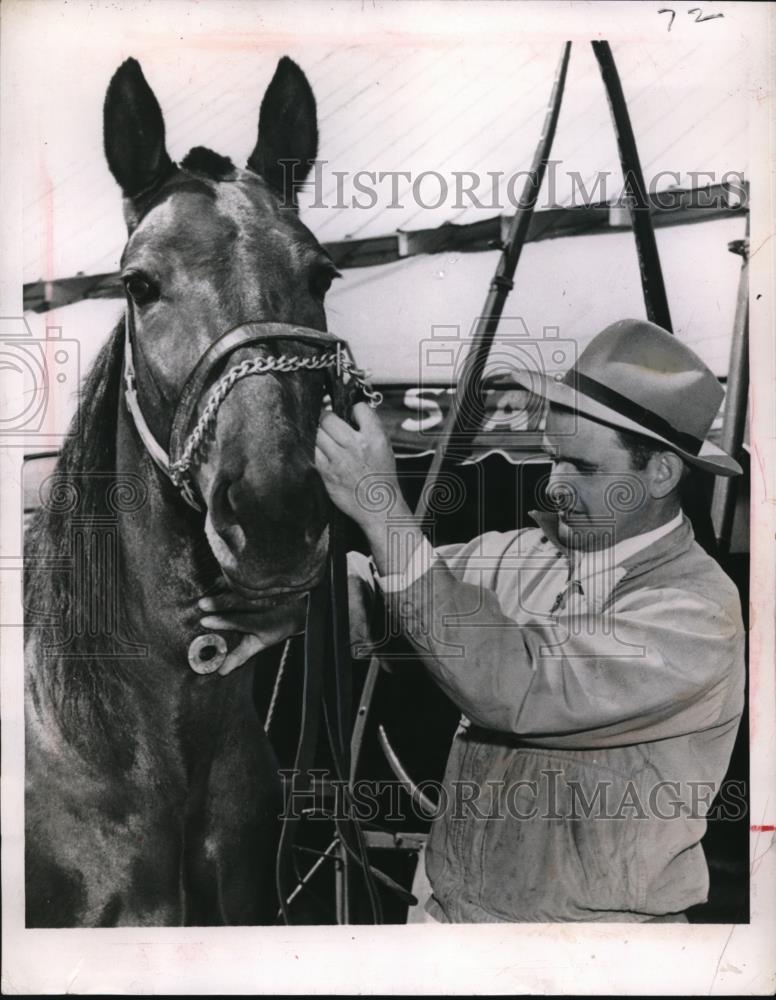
[414,40,572,520]
[274,368,380,925]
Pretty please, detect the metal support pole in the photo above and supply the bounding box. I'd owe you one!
[592,41,673,332]
[415,40,572,522]
[349,652,382,785]
[711,237,749,554]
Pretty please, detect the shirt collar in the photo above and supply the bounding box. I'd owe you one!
[577,509,684,578]
[529,509,685,613]
[529,508,684,565]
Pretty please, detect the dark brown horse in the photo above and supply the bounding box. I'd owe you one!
[24,56,341,926]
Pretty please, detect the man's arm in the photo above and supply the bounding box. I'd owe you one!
[385,556,744,748]
[315,405,745,749]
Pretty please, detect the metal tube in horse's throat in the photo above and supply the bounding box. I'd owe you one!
[188,633,228,674]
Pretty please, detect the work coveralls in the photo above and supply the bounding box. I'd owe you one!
[359,513,745,922]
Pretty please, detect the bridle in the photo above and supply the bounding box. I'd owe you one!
[122,304,382,510]
[122,299,390,924]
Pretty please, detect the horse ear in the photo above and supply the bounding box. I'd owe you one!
[103,58,175,201]
[247,56,318,207]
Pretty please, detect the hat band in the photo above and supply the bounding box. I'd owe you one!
[568,371,704,455]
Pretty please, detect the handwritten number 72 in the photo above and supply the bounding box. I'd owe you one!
[658,8,724,31]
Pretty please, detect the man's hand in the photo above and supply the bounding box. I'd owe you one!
[316,401,426,578]
[198,582,306,676]
[315,402,406,530]
[196,560,379,675]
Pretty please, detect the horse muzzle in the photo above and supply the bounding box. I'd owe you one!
[218,531,330,604]
[206,514,330,601]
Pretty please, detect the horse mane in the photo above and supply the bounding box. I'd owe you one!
[25,320,141,766]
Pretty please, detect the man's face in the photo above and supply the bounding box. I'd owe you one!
[542,407,654,551]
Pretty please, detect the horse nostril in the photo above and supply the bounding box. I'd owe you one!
[211,476,241,531]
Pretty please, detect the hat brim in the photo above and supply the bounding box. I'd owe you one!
[517,372,742,477]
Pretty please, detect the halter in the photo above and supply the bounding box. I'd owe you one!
[122,304,382,511]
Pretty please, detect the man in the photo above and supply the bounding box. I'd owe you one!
[202,319,745,922]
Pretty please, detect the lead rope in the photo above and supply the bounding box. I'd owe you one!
[264,638,292,734]
[275,587,326,926]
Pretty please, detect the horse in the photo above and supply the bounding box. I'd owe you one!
[24,55,346,927]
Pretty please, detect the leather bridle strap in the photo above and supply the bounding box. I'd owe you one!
[123,311,174,478]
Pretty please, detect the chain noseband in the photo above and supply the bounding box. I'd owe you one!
[122,308,382,511]
[169,346,382,500]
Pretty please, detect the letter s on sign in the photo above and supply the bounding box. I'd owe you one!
[402,388,444,433]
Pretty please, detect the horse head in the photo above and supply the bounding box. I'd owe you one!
[103,57,338,601]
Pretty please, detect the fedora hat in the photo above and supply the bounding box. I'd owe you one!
[519,319,742,477]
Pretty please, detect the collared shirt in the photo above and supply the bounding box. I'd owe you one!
[544,509,684,616]
[574,509,683,579]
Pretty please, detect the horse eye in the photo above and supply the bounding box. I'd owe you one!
[123,273,158,304]
[310,266,340,300]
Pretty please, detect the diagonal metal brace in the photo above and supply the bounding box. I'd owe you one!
[378,724,438,818]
